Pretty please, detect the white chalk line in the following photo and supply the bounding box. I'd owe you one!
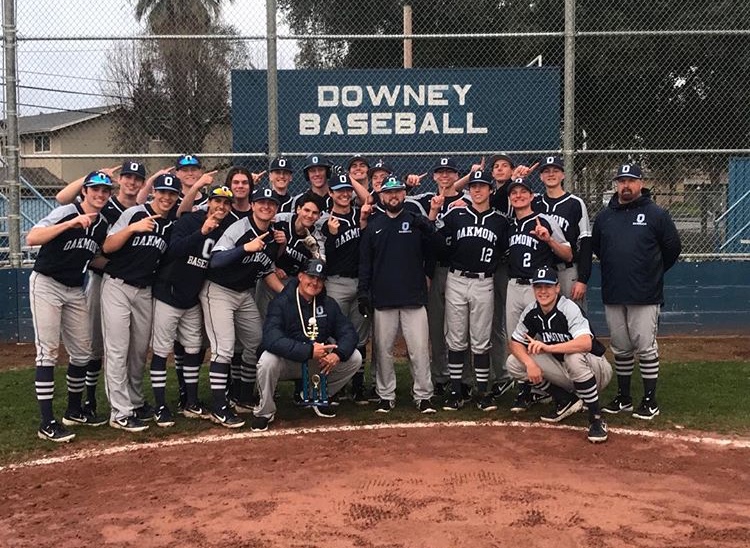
[2,420,749,473]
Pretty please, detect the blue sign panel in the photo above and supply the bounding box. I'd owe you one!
[232,68,560,154]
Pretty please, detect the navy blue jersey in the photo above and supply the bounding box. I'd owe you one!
[273,212,318,277]
[490,180,513,218]
[208,217,280,292]
[153,210,234,308]
[32,203,109,287]
[508,212,570,279]
[405,192,465,219]
[274,190,296,213]
[320,208,362,278]
[434,205,509,273]
[512,294,606,361]
[104,204,174,287]
[100,195,129,225]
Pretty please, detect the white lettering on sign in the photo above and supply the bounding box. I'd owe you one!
[316,84,476,108]
[299,111,487,136]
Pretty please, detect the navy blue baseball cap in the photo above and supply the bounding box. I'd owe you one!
[488,153,515,169]
[329,173,353,191]
[539,156,565,171]
[531,266,558,285]
[380,175,406,191]
[432,157,459,173]
[467,170,493,187]
[368,159,394,177]
[176,154,202,170]
[252,186,280,204]
[269,156,292,173]
[153,173,181,193]
[120,160,146,179]
[347,154,369,170]
[83,171,113,188]
[613,163,643,180]
[302,258,327,278]
[507,177,532,192]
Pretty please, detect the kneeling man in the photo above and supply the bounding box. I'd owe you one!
[251,259,362,431]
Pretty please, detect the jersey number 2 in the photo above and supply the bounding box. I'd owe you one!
[522,252,531,268]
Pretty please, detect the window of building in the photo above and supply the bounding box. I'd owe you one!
[34,134,51,153]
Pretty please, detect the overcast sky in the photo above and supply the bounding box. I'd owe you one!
[9,0,298,116]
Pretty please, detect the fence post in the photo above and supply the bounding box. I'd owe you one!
[563,0,576,190]
[266,0,279,160]
[2,0,20,267]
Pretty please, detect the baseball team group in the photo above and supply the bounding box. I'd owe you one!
[27,151,681,445]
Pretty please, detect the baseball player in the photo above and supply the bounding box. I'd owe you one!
[101,173,179,432]
[250,259,362,431]
[533,156,592,309]
[358,176,437,414]
[28,171,113,442]
[429,170,510,411]
[347,154,370,188]
[54,160,147,418]
[593,164,681,420]
[268,156,296,213]
[148,186,236,426]
[366,159,393,211]
[224,166,253,219]
[318,174,373,403]
[506,266,611,443]
[293,154,334,212]
[201,186,285,428]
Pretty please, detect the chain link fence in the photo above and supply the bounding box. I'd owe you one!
[2,0,750,264]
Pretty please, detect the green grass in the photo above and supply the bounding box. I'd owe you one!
[1,360,749,466]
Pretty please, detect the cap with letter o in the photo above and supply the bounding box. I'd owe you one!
[539,155,565,172]
[120,160,146,179]
[252,186,280,205]
[432,156,459,174]
[302,258,327,279]
[507,177,532,193]
[269,156,293,173]
[303,154,332,180]
[208,185,234,203]
[83,171,113,188]
[176,154,202,170]
[467,169,493,187]
[329,173,354,191]
[347,154,370,170]
[613,163,643,180]
[380,175,406,191]
[368,159,394,177]
[153,173,181,194]
[531,266,558,286]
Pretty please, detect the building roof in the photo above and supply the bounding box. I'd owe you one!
[12,105,118,135]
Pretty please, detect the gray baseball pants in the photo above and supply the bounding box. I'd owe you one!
[506,352,612,393]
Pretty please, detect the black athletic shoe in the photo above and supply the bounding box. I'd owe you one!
[154,405,176,428]
[38,419,76,443]
[177,393,187,414]
[233,400,255,414]
[417,398,437,414]
[109,415,149,432]
[602,394,634,414]
[461,382,473,400]
[442,391,464,411]
[82,399,97,417]
[491,379,515,398]
[328,393,340,407]
[182,403,209,420]
[510,390,532,413]
[632,397,660,420]
[250,414,274,432]
[477,393,498,412]
[375,399,395,413]
[211,406,245,429]
[587,418,608,443]
[540,396,583,423]
[133,402,154,422]
[529,389,552,405]
[433,381,449,397]
[352,385,370,405]
[313,405,337,418]
[62,408,107,427]
[367,386,380,403]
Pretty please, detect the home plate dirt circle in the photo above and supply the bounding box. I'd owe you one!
[1,423,749,547]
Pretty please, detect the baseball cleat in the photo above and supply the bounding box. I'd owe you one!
[374,399,395,413]
[153,405,176,428]
[133,402,155,422]
[587,418,608,443]
[181,403,209,419]
[491,379,515,398]
[109,415,149,433]
[233,401,255,414]
[250,414,274,432]
[211,406,245,428]
[632,398,660,420]
[38,420,76,443]
[442,391,465,411]
[476,393,498,412]
[540,396,583,423]
[351,385,370,405]
[62,408,107,427]
[602,395,634,414]
[510,390,532,413]
[417,398,437,414]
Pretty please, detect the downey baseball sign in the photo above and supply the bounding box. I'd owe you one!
[232,68,559,153]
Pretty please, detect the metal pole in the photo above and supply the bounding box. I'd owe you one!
[403,4,412,69]
[3,0,20,267]
[266,0,279,159]
[562,0,575,190]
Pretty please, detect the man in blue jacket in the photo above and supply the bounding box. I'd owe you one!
[592,164,681,420]
[250,259,362,431]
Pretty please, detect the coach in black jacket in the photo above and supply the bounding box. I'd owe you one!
[250,259,361,431]
[592,163,681,421]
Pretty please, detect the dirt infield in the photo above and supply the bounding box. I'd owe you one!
[1,424,749,547]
